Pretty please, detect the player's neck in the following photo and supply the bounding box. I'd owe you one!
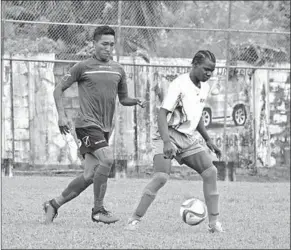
[189,72,201,89]
[93,54,110,63]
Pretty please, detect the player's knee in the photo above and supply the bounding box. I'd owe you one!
[95,159,114,177]
[153,154,171,174]
[143,188,157,198]
[83,171,94,183]
[100,157,114,168]
[201,165,217,182]
[101,148,114,167]
[83,154,98,181]
[95,164,112,177]
[143,172,169,195]
[152,172,170,189]
[92,147,114,166]
[92,147,114,177]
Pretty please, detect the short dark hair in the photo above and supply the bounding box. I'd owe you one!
[93,26,115,41]
[191,50,216,64]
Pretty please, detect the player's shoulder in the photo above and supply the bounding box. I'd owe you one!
[108,60,123,68]
[108,60,125,73]
[171,73,189,85]
[176,73,189,81]
[80,57,96,67]
[108,59,121,66]
[72,58,90,69]
[203,81,210,90]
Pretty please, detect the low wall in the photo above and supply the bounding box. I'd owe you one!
[2,54,290,175]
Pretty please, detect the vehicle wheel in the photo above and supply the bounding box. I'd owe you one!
[202,108,212,128]
[233,104,247,126]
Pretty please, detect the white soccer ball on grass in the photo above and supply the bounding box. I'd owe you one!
[180,198,207,226]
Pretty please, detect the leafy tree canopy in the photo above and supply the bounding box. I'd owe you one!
[3,1,290,62]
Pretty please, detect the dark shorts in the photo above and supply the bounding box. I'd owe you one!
[75,126,109,157]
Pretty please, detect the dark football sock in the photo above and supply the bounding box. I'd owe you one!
[93,171,108,212]
[52,175,92,208]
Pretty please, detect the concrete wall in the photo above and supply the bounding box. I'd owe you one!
[2,54,81,168]
[1,54,290,172]
[253,68,290,167]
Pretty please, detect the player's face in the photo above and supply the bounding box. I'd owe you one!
[193,58,216,82]
[94,34,115,62]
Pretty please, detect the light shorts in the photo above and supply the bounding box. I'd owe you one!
[152,127,206,165]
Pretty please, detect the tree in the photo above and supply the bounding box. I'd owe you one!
[228,1,290,61]
[247,1,290,31]
[155,1,230,59]
[4,1,289,60]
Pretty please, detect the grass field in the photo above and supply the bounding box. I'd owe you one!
[1,176,290,249]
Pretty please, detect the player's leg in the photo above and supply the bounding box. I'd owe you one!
[133,154,171,219]
[182,151,223,233]
[126,152,171,230]
[43,153,95,224]
[90,146,119,224]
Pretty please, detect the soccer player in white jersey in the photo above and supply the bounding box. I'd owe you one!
[126,50,224,233]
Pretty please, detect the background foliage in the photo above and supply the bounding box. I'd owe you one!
[3,1,290,62]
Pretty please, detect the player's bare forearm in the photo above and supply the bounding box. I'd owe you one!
[197,116,222,159]
[196,116,211,142]
[158,108,171,143]
[119,97,139,106]
[53,86,66,117]
[53,81,73,117]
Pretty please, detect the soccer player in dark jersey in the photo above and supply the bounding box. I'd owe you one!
[43,26,145,224]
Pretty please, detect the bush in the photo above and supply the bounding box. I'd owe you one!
[4,37,60,55]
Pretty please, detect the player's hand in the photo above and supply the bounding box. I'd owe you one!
[163,141,176,160]
[58,116,71,135]
[206,139,222,160]
[137,99,147,108]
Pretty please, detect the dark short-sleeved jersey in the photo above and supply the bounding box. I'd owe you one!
[62,55,128,132]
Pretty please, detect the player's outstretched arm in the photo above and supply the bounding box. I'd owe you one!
[119,96,146,107]
[118,68,146,107]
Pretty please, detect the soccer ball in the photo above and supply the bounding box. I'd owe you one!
[180,198,207,226]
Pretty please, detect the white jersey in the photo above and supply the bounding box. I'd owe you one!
[161,73,210,136]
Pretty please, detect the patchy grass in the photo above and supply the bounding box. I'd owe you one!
[1,176,290,249]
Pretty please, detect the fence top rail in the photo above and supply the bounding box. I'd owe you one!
[2,19,291,35]
[2,57,290,71]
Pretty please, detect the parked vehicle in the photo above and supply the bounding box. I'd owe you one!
[203,75,248,127]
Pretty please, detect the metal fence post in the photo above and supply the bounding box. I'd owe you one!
[9,54,15,171]
[266,70,271,167]
[116,1,122,63]
[1,2,4,169]
[113,1,122,177]
[222,1,232,165]
[252,70,257,173]
[133,55,139,176]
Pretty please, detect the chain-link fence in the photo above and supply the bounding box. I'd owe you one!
[1,1,290,177]
[2,1,290,62]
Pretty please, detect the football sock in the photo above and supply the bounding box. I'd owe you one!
[93,169,108,212]
[201,166,220,226]
[132,172,169,219]
[132,189,156,220]
[52,175,93,209]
